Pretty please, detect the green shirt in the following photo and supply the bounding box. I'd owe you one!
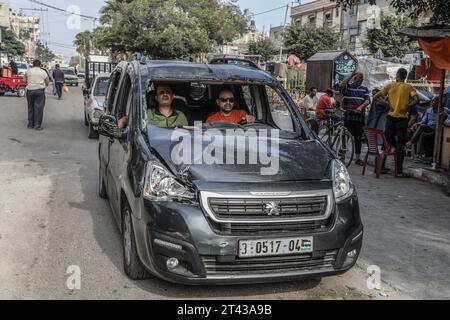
[146,107,188,128]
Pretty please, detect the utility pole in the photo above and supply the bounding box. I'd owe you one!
[279,4,290,62]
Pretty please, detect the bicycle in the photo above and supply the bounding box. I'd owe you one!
[308,110,355,167]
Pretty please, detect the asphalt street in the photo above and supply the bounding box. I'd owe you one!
[0,87,448,300]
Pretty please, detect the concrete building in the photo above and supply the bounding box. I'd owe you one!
[0,2,9,28]
[291,0,341,30]
[340,0,393,55]
[213,20,265,56]
[9,10,41,58]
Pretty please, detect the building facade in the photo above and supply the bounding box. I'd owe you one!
[0,2,9,28]
[340,0,393,55]
[212,20,265,57]
[291,0,341,30]
[9,10,41,59]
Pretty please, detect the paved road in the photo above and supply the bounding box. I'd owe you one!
[0,89,447,300]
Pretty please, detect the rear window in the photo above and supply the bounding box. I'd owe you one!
[17,63,28,69]
[62,69,75,75]
[93,78,109,96]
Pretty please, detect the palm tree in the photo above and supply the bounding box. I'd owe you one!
[74,31,92,56]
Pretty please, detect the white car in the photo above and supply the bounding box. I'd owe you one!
[83,73,110,138]
[16,61,29,75]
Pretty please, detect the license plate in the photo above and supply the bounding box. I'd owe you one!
[238,237,313,258]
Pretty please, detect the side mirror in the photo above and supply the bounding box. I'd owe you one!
[98,115,127,140]
[82,87,90,96]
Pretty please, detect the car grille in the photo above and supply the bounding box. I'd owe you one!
[208,196,328,220]
[201,250,338,277]
[209,219,332,236]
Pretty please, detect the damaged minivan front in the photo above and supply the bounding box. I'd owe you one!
[97,59,363,285]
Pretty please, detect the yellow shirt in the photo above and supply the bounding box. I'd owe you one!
[380,82,417,118]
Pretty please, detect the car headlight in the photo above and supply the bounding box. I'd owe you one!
[143,162,194,201]
[332,160,354,202]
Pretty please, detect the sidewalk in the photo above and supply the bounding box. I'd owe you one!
[361,151,449,191]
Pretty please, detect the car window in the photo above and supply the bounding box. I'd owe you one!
[17,63,28,69]
[94,78,109,96]
[115,74,132,121]
[62,69,75,75]
[264,85,295,132]
[106,70,122,114]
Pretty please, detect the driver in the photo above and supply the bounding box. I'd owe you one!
[206,90,255,124]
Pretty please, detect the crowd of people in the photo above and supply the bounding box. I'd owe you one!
[298,67,450,176]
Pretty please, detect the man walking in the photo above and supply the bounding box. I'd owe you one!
[339,70,371,166]
[374,68,419,176]
[23,59,50,130]
[52,64,65,99]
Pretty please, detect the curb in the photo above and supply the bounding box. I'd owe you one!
[365,158,448,187]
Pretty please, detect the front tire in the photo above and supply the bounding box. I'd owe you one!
[122,204,150,280]
[17,87,26,97]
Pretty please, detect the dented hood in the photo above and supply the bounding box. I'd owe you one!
[147,125,332,183]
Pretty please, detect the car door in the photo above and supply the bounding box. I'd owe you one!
[99,68,122,199]
[106,68,133,222]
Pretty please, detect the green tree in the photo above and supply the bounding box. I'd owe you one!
[333,0,449,25]
[364,13,418,57]
[74,31,92,56]
[283,24,341,61]
[34,41,55,63]
[0,29,25,57]
[247,37,275,62]
[92,0,248,59]
[69,56,81,67]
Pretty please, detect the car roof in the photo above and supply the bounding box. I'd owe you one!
[138,60,277,85]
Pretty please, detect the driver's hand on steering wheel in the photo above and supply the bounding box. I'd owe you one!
[244,115,256,124]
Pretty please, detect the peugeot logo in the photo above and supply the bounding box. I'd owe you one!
[264,201,280,216]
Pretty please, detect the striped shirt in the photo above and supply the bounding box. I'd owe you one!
[340,83,370,123]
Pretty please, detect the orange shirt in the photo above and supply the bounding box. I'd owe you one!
[315,95,332,119]
[206,109,248,124]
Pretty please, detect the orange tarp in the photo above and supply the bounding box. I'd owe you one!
[418,37,450,70]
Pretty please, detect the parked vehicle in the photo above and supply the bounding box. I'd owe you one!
[61,68,79,86]
[0,67,27,97]
[97,56,363,285]
[16,61,29,75]
[83,73,110,139]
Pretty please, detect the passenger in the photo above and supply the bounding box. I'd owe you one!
[206,90,255,124]
[118,85,188,129]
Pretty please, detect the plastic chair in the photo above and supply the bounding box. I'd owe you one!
[362,128,398,178]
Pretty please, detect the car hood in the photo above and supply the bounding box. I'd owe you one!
[147,125,332,183]
[65,75,78,79]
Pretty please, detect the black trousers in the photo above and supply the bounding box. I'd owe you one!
[384,116,409,173]
[26,89,46,128]
[55,82,63,98]
[344,120,364,155]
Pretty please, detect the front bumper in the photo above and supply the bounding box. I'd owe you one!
[133,190,363,285]
[65,78,78,85]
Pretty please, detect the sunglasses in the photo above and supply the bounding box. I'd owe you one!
[219,97,235,103]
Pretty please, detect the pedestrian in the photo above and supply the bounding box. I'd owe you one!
[52,64,65,99]
[304,86,318,119]
[407,96,449,160]
[23,59,50,130]
[339,70,371,166]
[373,68,419,176]
[9,57,18,75]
